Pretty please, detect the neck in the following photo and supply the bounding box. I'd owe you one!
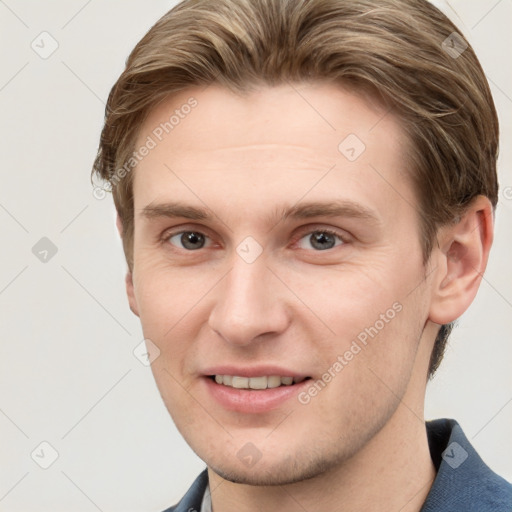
[208,394,436,512]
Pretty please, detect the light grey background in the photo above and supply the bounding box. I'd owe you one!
[0,1,510,511]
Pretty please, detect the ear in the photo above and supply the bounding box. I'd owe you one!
[429,195,494,325]
[125,271,140,317]
[116,211,140,317]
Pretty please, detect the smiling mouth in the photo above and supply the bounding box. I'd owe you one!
[209,375,312,390]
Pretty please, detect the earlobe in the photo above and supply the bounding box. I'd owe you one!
[429,196,494,325]
[125,271,140,317]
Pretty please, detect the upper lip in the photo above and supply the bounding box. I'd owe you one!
[202,365,310,378]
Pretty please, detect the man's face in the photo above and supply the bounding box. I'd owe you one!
[127,82,434,485]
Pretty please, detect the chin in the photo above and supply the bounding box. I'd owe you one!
[206,448,343,486]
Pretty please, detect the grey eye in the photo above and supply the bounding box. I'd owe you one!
[297,231,343,251]
[169,231,207,250]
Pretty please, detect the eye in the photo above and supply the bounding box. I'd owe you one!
[296,229,345,251]
[161,227,346,252]
[166,231,211,250]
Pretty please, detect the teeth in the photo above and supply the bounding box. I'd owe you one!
[213,375,306,389]
[232,376,249,388]
[267,376,281,388]
[249,376,267,389]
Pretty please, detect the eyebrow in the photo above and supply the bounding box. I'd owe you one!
[140,199,381,228]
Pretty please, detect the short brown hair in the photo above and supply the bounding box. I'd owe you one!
[92,0,499,378]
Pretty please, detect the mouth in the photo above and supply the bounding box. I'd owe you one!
[204,373,313,412]
[202,365,314,413]
[209,374,312,390]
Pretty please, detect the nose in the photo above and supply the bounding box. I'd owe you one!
[208,255,290,347]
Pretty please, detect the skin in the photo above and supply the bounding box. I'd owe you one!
[117,81,493,512]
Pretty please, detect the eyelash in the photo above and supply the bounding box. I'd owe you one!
[159,226,348,252]
[293,228,346,249]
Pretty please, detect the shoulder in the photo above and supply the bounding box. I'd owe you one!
[422,418,512,511]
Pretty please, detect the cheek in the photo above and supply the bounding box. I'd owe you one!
[133,265,207,419]
[133,254,211,330]
[289,257,427,382]
[132,257,224,387]
[285,260,408,337]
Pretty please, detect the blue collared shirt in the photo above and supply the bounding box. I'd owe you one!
[164,418,512,511]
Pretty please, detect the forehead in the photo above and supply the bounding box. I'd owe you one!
[132,82,415,227]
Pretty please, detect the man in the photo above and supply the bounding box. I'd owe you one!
[92,0,511,510]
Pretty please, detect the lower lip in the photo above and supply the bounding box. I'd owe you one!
[203,377,311,413]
